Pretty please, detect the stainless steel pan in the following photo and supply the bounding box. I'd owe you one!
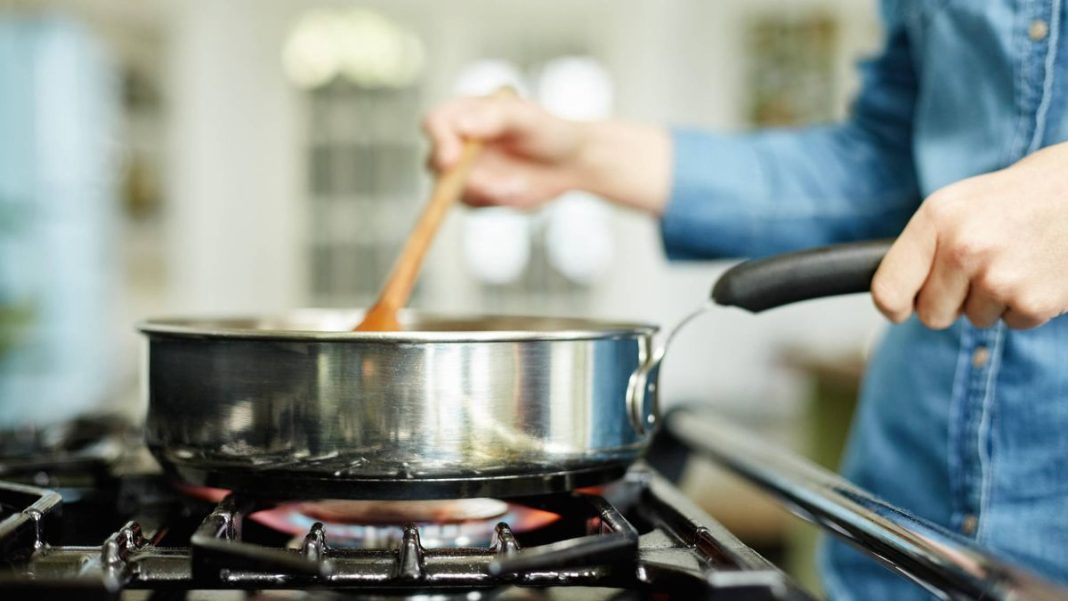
[141,312,659,499]
[140,240,891,499]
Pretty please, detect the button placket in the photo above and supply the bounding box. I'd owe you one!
[1010,0,1061,158]
[949,325,1001,538]
[1025,0,1062,154]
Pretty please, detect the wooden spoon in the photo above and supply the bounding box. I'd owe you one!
[354,88,512,332]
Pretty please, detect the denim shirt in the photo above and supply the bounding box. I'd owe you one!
[662,1,1068,597]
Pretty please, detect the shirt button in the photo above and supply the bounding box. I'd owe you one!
[972,346,990,368]
[961,514,979,536]
[1030,19,1050,42]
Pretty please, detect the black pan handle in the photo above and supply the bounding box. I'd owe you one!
[711,239,893,313]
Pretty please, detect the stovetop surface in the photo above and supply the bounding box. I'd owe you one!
[0,435,811,601]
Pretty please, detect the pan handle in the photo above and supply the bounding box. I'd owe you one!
[626,344,663,437]
[630,239,892,435]
[711,239,893,312]
[626,309,709,436]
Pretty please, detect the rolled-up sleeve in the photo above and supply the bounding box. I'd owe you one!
[662,2,921,260]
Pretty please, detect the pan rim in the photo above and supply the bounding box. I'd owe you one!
[137,309,659,343]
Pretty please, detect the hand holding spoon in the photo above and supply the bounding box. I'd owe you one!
[354,88,514,332]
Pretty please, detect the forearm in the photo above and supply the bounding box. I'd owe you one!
[572,120,673,216]
[653,5,919,260]
[567,116,922,259]
[659,124,921,259]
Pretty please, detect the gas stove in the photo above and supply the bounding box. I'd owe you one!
[5,409,1067,601]
[0,447,808,601]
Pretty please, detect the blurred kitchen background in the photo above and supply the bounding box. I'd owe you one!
[0,0,883,591]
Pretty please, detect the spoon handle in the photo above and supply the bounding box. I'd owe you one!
[355,87,514,331]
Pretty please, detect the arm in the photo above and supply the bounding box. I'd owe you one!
[660,7,920,259]
[424,5,917,259]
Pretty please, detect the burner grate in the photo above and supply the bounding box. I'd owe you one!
[0,481,61,563]
[188,491,638,589]
[0,467,810,600]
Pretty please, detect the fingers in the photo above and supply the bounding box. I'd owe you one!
[1003,308,1049,330]
[962,292,1005,329]
[871,212,938,323]
[422,108,465,170]
[873,218,1047,331]
[423,96,533,171]
[914,246,971,329]
[459,150,548,208]
[463,169,530,207]
[454,96,531,140]
[1002,290,1058,329]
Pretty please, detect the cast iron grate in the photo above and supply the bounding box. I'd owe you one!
[0,468,810,600]
[188,491,638,589]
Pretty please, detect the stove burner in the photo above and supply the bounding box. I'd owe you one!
[294,498,511,524]
[261,502,558,549]
[175,483,559,548]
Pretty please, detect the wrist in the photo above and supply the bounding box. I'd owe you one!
[570,121,614,195]
[570,120,671,215]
